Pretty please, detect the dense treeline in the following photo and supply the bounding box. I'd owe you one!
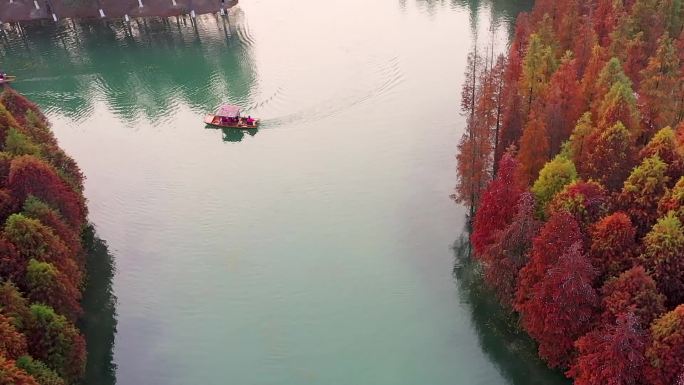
[0,88,88,384]
[455,0,684,383]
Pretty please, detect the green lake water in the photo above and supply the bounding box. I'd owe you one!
[1,1,570,384]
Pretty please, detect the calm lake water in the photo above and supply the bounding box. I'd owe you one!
[2,1,570,384]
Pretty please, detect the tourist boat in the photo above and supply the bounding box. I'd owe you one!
[0,75,16,85]
[204,104,259,129]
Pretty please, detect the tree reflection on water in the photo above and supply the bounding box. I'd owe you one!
[452,230,571,385]
[78,226,117,385]
[0,14,257,125]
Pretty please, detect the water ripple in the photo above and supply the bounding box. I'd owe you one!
[263,56,405,127]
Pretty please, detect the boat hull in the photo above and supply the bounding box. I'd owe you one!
[204,114,259,129]
[0,76,16,84]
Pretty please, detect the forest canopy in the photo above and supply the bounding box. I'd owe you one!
[456,0,684,383]
[0,88,88,385]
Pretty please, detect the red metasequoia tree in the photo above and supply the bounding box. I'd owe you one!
[481,192,540,307]
[593,0,621,45]
[519,242,598,368]
[0,236,22,285]
[471,151,523,256]
[600,266,666,328]
[568,312,646,385]
[7,156,85,229]
[515,211,582,310]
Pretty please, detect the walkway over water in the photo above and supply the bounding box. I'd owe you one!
[0,0,237,23]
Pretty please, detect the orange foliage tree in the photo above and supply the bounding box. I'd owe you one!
[455,48,492,213]
[589,212,638,280]
[580,45,607,105]
[516,111,550,184]
[0,355,39,385]
[0,314,27,360]
[583,122,636,191]
[639,34,683,134]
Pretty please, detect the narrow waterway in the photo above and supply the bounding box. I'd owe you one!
[1,1,570,384]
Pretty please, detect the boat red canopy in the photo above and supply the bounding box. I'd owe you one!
[216,104,241,118]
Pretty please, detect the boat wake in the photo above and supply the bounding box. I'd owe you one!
[232,8,257,48]
[255,56,404,128]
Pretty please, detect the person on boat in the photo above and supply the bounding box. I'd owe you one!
[247,116,254,125]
